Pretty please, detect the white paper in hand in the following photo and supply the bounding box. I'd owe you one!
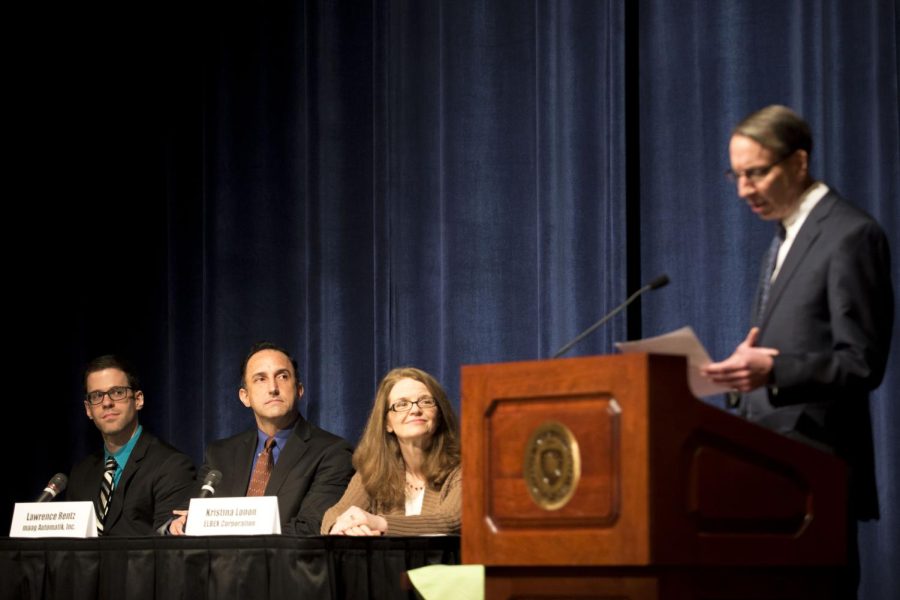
[615,326,730,398]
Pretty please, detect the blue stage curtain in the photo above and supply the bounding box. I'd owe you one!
[21,0,625,487]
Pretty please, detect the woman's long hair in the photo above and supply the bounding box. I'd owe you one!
[353,367,460,512]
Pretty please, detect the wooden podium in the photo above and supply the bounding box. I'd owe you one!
[461,354,848,599]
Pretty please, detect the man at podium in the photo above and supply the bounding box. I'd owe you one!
[703,105,894,596]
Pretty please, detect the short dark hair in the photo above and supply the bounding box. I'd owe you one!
[84,354,141,391]
[732,104,813,160]
[239,341,300,388]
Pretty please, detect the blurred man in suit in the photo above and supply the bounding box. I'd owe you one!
[703,105,894,596]
[68,355,196,535]
[171,341,353,535]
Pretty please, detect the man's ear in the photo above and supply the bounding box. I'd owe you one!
[239,387,251,408]
[795,149,809,178]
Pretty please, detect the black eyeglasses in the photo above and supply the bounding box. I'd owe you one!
[388,396,437,412]
[725,152,792,183]
[85,386,133,405]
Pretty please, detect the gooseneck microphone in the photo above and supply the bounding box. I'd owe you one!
[199,470,223,499]
[35,473,68,502]
[552,274,670,358]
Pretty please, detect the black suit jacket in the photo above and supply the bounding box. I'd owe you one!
[67,429,196,535]
[741,190,894,519]
[198,416,354,535]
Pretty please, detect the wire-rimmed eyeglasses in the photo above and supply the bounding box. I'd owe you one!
[725,152,793,184]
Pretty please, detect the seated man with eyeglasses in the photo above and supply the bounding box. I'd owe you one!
[66,354,196,535]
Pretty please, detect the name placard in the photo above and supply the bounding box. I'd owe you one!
[185,496,281,535]
[9,502,97,538]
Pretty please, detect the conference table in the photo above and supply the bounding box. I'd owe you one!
[0,534,460,599]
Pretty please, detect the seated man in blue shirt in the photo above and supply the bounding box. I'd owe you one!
[67,355,196,535]
[171,341,354,535]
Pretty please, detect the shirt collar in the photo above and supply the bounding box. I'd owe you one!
[105,423,143,460]
[781,181,829,232]
[104,424,142,486]
[257,424,294,448]
[255,419,296,465]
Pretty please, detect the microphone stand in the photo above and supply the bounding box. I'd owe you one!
[552,275,669,358]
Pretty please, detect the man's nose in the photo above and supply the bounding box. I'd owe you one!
[737,175,756,198]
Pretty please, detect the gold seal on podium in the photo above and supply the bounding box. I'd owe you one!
[523,421,581,511]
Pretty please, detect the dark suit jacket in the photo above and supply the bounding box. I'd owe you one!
[67,429,196,535]
[741,190,894,519]
[198,416,354,535]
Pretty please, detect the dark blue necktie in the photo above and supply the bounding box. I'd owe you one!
[756,223,786,324]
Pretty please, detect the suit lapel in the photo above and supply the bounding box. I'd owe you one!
[759,192,838,330]
[104,431,152,530]
[230,430,258,496]
[85,453,105,515]
[265,418,311,495]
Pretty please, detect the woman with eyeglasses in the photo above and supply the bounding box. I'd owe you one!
[321,367,461,535]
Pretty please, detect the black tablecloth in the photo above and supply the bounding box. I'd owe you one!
[0,535,459,600]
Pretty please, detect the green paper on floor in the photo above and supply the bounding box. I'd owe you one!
[407,564,484,600]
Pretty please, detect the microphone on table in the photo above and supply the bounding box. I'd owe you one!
[181,470,223,534]
[198,469,223,499]
[35,473,68,502]
[552,274,670,358]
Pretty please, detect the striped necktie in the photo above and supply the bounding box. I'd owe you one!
[97,456,117,535]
